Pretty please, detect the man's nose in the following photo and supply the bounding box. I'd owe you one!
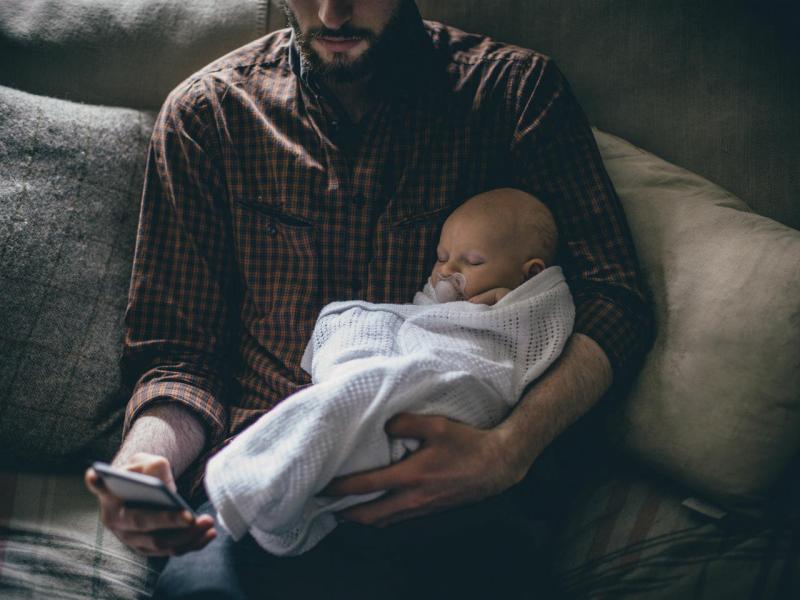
[318,0,353,31]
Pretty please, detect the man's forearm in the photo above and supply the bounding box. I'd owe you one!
[497,332,613,479]
[112,404,207,479]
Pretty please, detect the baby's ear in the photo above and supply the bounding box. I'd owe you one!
[523,258,546,280]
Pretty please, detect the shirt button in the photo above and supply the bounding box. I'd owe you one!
[353,193,365,206]
[266,222,277,236]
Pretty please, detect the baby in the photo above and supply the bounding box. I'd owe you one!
[205,188,575,556]
[423,187,558,304]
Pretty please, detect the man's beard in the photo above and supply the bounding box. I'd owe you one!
[279,0,405,83]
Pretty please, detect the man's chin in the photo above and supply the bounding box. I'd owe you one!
[313,55,375,83]
[311,46,374,82]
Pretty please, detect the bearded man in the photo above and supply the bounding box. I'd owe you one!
[85,1,653,597]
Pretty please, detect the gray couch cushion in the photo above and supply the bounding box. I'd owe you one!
[0,84,155,466]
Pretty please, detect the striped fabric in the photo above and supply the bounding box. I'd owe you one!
[2,468,795,598]
[0,471,158,599]
[123,5,653,495]
[553,467,800,599]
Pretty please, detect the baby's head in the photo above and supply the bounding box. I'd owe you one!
[431,188,558,300]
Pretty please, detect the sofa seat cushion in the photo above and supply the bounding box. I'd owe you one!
[552,463,800,599]
[0,471,159,599]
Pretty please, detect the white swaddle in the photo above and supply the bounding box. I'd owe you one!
[205,266,575,556]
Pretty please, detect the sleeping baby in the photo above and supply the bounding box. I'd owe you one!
[204,188,575,556]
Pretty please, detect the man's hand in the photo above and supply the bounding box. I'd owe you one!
[318,413,525,528]
[468,287,511,305]
[85,452,216,556]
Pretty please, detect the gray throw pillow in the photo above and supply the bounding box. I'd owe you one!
[0,84,155,467]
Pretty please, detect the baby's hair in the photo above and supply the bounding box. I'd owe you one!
[521,196,558,266]
[458,188,558,266]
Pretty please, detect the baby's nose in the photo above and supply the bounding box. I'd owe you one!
[439,261,458,276]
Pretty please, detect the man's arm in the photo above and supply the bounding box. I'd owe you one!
[495,332,612,479]
[120,79,236,458]
[112,404,207,476]
[87,79,236,554]
[85,404,216,556]
[508,56,654,382]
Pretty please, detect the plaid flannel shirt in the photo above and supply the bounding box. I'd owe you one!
[122,6,654,496]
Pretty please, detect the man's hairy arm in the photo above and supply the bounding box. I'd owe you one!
[85,405,217,556]
[320,331,612,527]
[88,83,235,556]
[496,332,612,479]
[112,404,206,476]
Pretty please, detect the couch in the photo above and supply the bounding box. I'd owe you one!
[1,1,798,598]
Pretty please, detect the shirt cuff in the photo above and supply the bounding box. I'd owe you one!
[123,380,227,448]
[573,293,654,383]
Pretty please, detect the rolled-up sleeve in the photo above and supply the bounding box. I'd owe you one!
[509,57,654,382]
[121,79,237,447]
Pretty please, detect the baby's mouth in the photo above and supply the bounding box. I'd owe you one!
[432,273,467,302]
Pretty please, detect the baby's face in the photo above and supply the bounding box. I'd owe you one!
[431,210,533,300]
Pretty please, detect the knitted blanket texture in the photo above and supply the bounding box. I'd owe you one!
[205,266,575,555]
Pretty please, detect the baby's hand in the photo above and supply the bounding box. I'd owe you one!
[468,288,511,305]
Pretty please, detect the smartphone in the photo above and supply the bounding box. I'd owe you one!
[92,462,195,515]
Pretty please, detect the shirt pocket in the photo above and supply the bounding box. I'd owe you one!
[233,197,320,358]
[374,203,457,304]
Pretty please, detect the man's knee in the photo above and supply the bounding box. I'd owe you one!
[152,558,239,600]
[151,523,251,600]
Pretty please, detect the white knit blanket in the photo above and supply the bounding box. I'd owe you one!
[205,267,574,555]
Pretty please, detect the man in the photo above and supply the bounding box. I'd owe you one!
[85,0,653,597]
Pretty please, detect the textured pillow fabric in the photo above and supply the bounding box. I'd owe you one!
[0,0,270,110]
[0,85,155,466]
[593,129,800,507]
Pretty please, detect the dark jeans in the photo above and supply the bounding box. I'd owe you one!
[152,444,570,600]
